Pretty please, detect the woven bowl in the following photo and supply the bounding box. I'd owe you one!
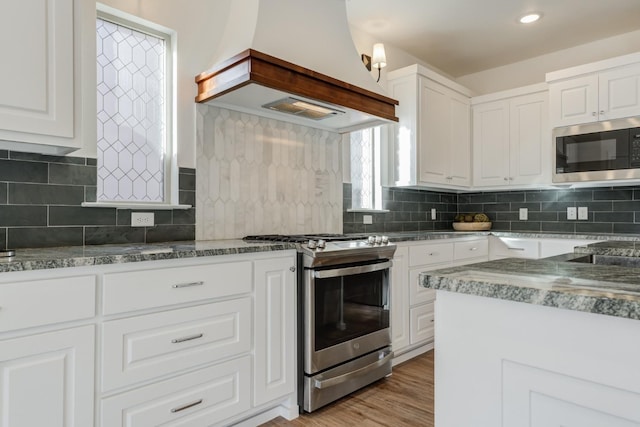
[452,222,492,231]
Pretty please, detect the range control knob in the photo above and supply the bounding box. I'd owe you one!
[367,236,376,245]
[317,239,326,249]
[381,235,389,244]
[375,235,382,245]
[307,240,317,249]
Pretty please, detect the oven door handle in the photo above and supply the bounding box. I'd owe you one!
[313,349,394,389]
[313,261,392,279]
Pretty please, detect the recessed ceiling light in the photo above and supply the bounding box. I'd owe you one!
[519,13,541,24]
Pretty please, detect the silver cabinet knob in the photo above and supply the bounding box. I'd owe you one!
[289,266,296,272]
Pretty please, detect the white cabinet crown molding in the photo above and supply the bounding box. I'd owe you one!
[471,82,548,105]
[546,51,640,82]
[387,64,473,97]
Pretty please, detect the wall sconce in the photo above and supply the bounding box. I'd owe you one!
[361,43,387,82]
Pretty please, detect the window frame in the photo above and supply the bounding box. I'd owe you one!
[348,125,389,213]
[84,5,187,210]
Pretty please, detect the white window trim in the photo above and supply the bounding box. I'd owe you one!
[88,4,187,210]
[349,126,386,212]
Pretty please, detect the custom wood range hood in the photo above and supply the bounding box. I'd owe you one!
[194,0,398,134]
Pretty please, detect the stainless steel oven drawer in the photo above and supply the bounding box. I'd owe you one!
[303,347,393,412]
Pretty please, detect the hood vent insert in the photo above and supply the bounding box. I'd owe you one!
[262,97,345,121]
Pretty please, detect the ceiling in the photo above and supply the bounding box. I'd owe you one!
[346,0,640,77]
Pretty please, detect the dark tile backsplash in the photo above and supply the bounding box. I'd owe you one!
[343,184,458,233]
[344,184,640,236]
[0,150,195,249]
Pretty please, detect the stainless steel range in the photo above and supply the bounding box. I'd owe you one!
[244,234,396,412]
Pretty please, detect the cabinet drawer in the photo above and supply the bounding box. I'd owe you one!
[410,303,435,345]
[0,275,95,333]
[102,260,252,314]
[490,237,539,259]
[102,298,251,392]
[409,268,438,306]
[409,242,454,267]
[101,356,251,427]
[454,238,489,262]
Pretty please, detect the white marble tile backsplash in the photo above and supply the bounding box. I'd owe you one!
[196,105,343,239]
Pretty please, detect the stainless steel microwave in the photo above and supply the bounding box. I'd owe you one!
[553,117,640,183]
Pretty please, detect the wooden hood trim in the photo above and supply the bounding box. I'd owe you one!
[195,49,398,123]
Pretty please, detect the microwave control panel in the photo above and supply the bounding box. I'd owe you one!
[631,131,640,167]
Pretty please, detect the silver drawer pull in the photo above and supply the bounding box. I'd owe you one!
[428,252,437,256]
[469,247,477,251]
[172,281,204,289]
[171,333,203,344]
[508,247,525,251]
[170,399,203,413]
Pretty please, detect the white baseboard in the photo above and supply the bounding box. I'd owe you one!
[392,342,433,366]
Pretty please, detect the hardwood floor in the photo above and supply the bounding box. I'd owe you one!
[260,351,434,427]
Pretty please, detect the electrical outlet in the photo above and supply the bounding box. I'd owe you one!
[363,215,373,225]
[431,208,436,220]
[519,208,528,221]
[578,206,589,220]
[131,212,154,227]
[567,207,577,220]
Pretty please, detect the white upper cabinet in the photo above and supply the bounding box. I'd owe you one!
[473,86,550,188]
[387,64,472,190]
[0,0,80,154]
[547,53,640,128]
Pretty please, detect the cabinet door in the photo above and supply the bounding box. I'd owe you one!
[254,256,296,406]
[599,63,640,122]
[509,92,550,186]
[0,326,94,427]
[390,246,410,353]
[0,0,73,138]
[449,92,472,186]
[473,100,510,187]
[549,74,598,127]
[419,78,450,185]
[410,302,435,345]
[419,78,470,187]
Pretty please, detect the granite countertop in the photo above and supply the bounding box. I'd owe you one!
[385,230,640,243]
[574,240,640,257]
[420,257,640,320]
[0,240,297,273]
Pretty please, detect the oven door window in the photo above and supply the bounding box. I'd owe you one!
[313,269,389,352]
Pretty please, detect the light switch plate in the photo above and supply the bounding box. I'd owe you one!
[519,208,528,221]
[567,207,577,220]
[578,206,589,220]
[431,208,437,220]
[363,215,373,225]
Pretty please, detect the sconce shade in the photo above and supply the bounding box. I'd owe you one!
[372,43,387,69]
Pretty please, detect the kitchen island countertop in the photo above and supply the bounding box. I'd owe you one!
[0,240,297,273]
[420,257,640,320]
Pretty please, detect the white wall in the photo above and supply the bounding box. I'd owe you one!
[457,29,640,95]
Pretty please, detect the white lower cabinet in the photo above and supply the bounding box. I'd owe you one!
[0,325,95,427]
[392,237,489,362]
[101,299,252,392]
[489,236,601,260]
[410,302,435,344]
[0,250,298,427]
[253,257,296,407]
[98,252,298,427]
[101,356,252,427]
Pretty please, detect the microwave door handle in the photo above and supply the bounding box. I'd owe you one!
[313,261,393,279]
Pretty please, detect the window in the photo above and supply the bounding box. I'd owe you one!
[350,126,384,210]
[94,11,178,206]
